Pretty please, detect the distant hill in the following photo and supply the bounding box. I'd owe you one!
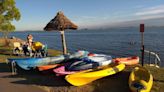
[113,17,164,27]
[88,17,164,29]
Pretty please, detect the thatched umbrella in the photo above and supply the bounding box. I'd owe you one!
[44,11,78,54]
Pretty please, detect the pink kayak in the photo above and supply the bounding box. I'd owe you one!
[53,66,76,76]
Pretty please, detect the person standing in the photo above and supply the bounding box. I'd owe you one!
[22,34,34,56]
[27,34,33,47]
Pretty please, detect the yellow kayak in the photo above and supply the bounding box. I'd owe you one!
[129,67,153,92]
[65,63,125,86]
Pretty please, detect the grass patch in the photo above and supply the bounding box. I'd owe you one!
[0,46,62,63]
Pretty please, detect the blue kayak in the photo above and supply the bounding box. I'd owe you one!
[66,60,99,71]
[8,50,89,70]
[66,54,112,71]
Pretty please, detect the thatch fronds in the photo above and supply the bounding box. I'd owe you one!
[44,11,78,31]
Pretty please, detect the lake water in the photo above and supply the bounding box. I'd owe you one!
[1,27,164,66]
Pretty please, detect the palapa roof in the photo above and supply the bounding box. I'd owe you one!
[44,11,78,31]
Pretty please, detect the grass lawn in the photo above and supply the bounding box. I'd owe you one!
[0,46,62,63]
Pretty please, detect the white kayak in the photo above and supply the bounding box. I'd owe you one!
[88,54,112,66]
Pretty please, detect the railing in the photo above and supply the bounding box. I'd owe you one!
[144,50,161,68]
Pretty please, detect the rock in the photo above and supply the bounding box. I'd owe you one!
[0,37,25,47]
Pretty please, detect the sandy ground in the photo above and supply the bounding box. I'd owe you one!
[0,73,46,92]
[0,63,46,92]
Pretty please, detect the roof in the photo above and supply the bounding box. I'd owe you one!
[44,11,78,31]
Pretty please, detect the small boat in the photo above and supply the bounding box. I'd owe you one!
[129,67,153,92]
[53,60,96,76]
[37,64,60,71]
[7,56,65,70]
[65,63,125,86]
[66,60,99,71]
[7,50,89,70]
[66,54,112,71]
[53,66,76,76]
[113,56,139,65]
[88,54,112,66]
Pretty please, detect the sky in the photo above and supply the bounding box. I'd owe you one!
[13,0,164,31]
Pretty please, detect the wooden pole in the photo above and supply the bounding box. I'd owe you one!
[60,31,67,54]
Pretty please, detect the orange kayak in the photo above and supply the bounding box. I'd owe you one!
[37,64,60,71]
[113,56,139,65]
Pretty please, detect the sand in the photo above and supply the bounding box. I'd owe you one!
[0,63,46,92]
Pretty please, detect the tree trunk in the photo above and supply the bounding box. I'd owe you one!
[60,31,67,55]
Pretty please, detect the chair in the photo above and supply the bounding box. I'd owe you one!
[12,42,23,56]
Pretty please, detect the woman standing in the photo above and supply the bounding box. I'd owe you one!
[22,34,34,56]
[27,34,33,47]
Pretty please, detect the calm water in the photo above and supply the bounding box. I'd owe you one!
[1,27,164,66]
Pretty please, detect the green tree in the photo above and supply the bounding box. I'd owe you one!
[0,0,21,38]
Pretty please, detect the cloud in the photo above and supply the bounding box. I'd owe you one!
[135,5,164,16]
[74,15,110,28]
[137,15,164,20]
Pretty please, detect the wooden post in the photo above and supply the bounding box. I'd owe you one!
[60,31,67,54]
[140,24,145,66]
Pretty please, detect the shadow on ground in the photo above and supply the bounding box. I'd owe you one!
[92,71,131,92]
[0,63,11,73]
[1,64,71,87]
